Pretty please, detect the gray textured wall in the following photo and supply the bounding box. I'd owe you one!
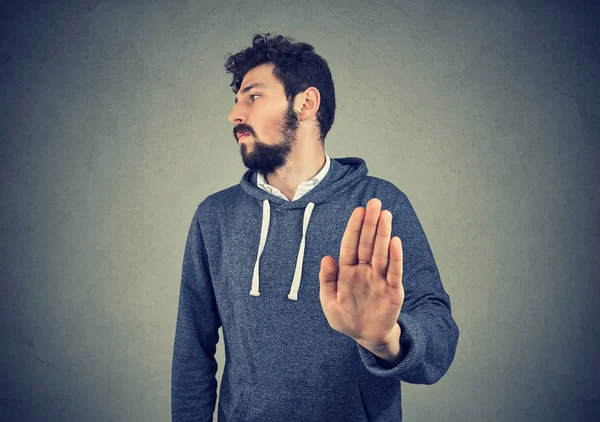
[1,0,599,421]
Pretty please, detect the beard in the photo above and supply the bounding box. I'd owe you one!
[237,102,299,175]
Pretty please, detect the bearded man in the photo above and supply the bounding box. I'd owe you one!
[171,33,459,422]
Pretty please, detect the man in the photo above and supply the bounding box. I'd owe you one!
[172,33,459,421]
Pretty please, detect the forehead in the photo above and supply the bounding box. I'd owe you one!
[239,62,281,91]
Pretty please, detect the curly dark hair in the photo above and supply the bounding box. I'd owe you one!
[224,33,336,143]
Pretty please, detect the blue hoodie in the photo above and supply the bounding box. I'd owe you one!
[171,157,459,421]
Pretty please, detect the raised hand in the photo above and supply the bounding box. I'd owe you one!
[319,198,404,359]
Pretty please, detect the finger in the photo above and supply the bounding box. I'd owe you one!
[339,207,365,266]
[358,198,382,263]
[386,236,403,289]
[371,210,392,277]
[319,255,339,303]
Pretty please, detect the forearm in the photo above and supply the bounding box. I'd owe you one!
[171,307,219,420]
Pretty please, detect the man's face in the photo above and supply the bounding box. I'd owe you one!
[228,63,299,174]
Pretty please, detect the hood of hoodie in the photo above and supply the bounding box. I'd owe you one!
[239,157,368,209]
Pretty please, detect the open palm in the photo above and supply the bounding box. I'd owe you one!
[319,198,404,346]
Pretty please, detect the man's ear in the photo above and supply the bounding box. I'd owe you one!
[294,87,320,121]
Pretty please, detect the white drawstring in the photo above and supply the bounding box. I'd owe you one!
[288,202,315,301]
[250,200,315,300]
[250,199,270,296]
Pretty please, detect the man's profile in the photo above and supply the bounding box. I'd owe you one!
[171,33,459,421]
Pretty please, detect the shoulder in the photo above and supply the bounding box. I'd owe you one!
[192,184,246,220]
[362,175,410,204]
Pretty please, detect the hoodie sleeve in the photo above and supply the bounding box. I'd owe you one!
[172,205,221,421]
[357,191,459,384]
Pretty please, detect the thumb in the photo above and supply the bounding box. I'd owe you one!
[319,256,338,303]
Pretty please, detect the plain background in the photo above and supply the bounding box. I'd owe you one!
[1,0,599,421]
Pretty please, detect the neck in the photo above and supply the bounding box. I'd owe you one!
[265,136,326,201]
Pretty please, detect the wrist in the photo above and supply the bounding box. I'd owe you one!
[356,323,402,364]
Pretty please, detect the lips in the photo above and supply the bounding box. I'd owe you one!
[237,132,250,141]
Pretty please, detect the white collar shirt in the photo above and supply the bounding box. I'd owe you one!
[256,153,331,202]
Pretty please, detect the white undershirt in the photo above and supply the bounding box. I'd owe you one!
[256,153,331,202]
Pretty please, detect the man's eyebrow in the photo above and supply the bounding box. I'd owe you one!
[234,83,268,103]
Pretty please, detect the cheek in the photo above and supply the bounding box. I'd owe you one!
[256,112,283,139]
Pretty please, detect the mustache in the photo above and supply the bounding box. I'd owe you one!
[234,124,256,140]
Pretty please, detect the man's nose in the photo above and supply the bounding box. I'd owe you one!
[228,103,247,125]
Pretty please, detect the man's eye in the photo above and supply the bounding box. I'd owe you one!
[250,94,261,102]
